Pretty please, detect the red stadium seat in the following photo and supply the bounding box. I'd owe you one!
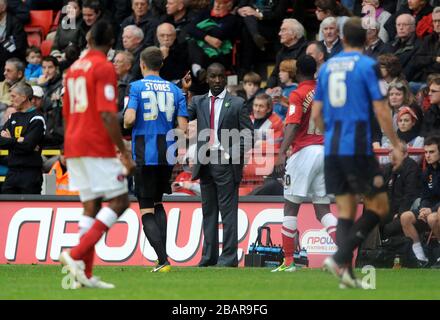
[40,39,53,57]
[50,10,61,33]
[26,32,42,47]
[25,10,54,40]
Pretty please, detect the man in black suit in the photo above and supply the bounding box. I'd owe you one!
[188,63,253,267]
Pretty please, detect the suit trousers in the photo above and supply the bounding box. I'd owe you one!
[199,163,239,267]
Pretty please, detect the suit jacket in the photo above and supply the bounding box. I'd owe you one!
[188,91,254,183]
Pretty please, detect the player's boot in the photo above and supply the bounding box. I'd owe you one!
[60,250,92,287]
[271,259,295,272]
[322,256,344,279]
[339,267,363,289]
[88,276,115,289]
[151,262,171,273]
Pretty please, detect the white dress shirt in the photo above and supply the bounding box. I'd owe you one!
[208,88,227,149]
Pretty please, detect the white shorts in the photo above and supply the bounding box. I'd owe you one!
[284,145,329,204]
[67,157,128,202]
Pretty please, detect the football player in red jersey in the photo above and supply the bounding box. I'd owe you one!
[272,55,337,272]
[59,20,135,289]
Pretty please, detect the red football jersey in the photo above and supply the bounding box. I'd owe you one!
[285,80,323,154]
[63,50,118,158]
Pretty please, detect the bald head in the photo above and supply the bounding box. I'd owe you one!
[396,14,416,39]
[157,23,176,47]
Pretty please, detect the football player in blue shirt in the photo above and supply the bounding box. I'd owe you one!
[312,17,404,288]
[124,46,188,272]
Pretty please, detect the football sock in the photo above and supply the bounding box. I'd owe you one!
[142,214,168,265]
[154,203,168,249]
[333,218,354,265]
[281,216,297,265]
[320,213,337,243]
[412,242,428,261]
[71,207,117,261]
[78,215,95,278]
[334,210,380,265]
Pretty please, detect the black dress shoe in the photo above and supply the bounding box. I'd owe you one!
[198,261,217,267]
[215,263,238,268]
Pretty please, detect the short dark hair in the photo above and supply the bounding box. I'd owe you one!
[90,20,114,47]
[343,17,366,48]
[243,72,261,86]
[207,62,225,75]
[296,55,316,78]
[26,46,42,57]
[140,46,163,71]
[424,135,440,153]
[42,56,59,67]
[307,40,328,61]
[82,0,101,12]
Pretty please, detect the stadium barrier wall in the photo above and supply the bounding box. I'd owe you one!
[0,195,363,268]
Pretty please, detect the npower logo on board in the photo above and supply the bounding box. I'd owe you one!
[300,229,337,255]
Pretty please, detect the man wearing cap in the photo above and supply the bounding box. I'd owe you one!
[31,85,44,110]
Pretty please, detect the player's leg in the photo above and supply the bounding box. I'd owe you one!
[136,166,169,272]
[313,202,337,243]
[80,198,102,279]
[400,210,428,263]
[271,199,301,272]
[273,151,306,272]
[429,211,440,268]
[309,146,337,243]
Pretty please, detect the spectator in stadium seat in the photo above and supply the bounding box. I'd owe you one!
[387,80,424,131]
[77,0,106,51]
[413,7,440,83]
[186,0,239,81]
[122,25,145,81]
[306,41,327,73]
[270,59,297,121]
[156,23,191,84]
[266,19,307,89]
[236,0,290,76]
[364,20,389,59]
[116,0,159,50]
[236,72,263,115]
[0,0,27,82]
[39,56,62,114]
[377,53,405,88]
[0,82,45,194]
[360,0,391,43]
[421,76,440,137]
[53,0,83,51]
[31,85,44,111]
[0,58,25,121]
[162,0,196,44]
[384,14,421,81]
[381,143,422,239]
[24,46,43,84]
[113,50,134,112]
[315,0,351,40]
[245,93,284,196]
[384,0,433,41]
[400,136,440,267]
[320,17,343,59]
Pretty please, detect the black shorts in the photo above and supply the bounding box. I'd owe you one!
[134,165,173,208]
[324,155,386,196]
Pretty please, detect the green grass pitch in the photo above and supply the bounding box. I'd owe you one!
[0,265,439,300]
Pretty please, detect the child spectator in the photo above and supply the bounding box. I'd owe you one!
[237,71,263,114]
[24,47,43,84]
[271,59,297,120]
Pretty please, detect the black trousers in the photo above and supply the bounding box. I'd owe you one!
[2,168,42,194]
[199,163,239,267]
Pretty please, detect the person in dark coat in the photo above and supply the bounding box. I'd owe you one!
[266,18,307,89]
[0,0,27,82]
[116,0,160,50]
